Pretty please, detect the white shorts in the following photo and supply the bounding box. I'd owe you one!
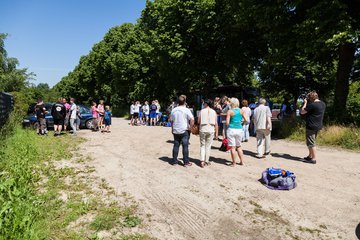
[227,128,243,147]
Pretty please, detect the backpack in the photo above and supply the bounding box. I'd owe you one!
[219,138,231,152]
[261,167,297,190]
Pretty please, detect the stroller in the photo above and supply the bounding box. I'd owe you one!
[156,113,169,126]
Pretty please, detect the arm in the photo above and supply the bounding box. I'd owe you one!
[189,118,194,129]
[226,110,232,126]
[214,120,218,139]
[197,113,201,125]
[301,99,308,115]
[266,116,272,131]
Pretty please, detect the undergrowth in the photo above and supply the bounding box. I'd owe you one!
[278,119,360,151]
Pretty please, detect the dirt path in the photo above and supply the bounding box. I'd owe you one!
[79,118,360,240]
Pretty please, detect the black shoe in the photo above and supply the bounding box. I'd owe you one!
[303,156,312,161]
[170,161,179,166]
[304,159,317,164]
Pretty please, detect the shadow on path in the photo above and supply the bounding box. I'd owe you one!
[271,153,304,162]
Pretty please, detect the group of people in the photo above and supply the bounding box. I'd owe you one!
[169,91,325,167]
[34,97,113,136]
[91,100,112,133]
[129,100,162,126]
[35,97,79,136]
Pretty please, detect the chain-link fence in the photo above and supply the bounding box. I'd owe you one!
[0,92,14,128]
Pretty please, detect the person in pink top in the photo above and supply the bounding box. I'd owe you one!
[91,101,99,131]
[62,98,71,131]
[97,100,105,128]
[241,99,252,142]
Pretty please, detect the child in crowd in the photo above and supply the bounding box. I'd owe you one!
[98,100,105,128]
[91,101,99,131]
[103,105,112,133]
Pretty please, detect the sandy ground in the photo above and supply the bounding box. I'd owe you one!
[78,118,360,240]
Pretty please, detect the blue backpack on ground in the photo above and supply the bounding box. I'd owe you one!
[261,167,297,190]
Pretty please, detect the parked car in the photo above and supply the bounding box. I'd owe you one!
[23,103,93,129]
[272,103,281,119]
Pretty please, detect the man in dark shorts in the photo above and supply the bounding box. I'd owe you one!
[34,99,47,135]
[51,98,66,136]
[301,91,326,164]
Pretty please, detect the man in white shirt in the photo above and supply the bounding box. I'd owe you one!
[69,98,77,135]
[170,95,194,167]
[253,98,272,158]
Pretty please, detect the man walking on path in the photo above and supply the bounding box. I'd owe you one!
[51,98,66,136]
[170,95,194,167]
[69,98,77,136]
[253,98,272,159]
[301,91,326,164]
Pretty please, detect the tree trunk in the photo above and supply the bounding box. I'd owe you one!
[333,43,356,121]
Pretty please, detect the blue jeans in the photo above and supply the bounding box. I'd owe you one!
[243,123,250,141]
[172,131,190,164]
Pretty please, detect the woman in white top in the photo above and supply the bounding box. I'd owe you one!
[198,99,218,168]
[241,99,252,142]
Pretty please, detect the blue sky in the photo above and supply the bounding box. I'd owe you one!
[0,0,146,87]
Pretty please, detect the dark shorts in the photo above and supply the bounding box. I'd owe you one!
[133,112,139,118]
[306,129,318,148]
[54,118,64,126]
[104,119,111,126]
[150,112,157,119]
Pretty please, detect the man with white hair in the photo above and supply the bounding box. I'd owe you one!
[253,98,272,158]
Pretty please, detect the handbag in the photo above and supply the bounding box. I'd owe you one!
[191,123,199,135]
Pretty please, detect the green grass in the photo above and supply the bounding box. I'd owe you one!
[278,119,360,151]
[0,125,149,239]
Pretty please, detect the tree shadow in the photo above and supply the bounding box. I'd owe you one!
[271,153,304,162]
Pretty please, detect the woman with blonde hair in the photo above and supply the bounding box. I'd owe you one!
[198,99,218,168]
[226,98,249,166]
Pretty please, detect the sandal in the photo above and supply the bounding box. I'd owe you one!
[239,162,244,166]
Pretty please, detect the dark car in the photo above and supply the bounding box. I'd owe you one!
[23,103,93,129]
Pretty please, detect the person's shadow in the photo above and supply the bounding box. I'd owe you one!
[158,156,201,166]
[271,153,304,162]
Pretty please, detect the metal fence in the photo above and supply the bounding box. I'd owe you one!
[0,92,14,128]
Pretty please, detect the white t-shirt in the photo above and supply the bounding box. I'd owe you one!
[134,104,140,113]
[70,103,77,119]
[156,103,160,113]
[253,105,272,130]
[143,104,150,115]
[241,106,252,123]
[130,104,135,114]
[170,106,194,134]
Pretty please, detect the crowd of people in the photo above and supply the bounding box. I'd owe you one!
[168,92,325,167]
[34,97,112,136]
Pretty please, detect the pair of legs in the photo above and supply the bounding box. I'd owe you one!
[200,131,214,167]
[92,118,99,131]
[227,128,245,166]
[172,131,190,165]
[70,118,77,135]
[256,129,271,158]
[230,146,245,166]
[37,118,46,135]
[242,123,250,142]
[150,116,157,126]
[305,129,318,163]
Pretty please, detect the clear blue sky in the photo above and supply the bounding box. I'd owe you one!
[0,0,146,87]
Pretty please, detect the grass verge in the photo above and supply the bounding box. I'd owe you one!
[277,119,360,151]
[0,126,152,239]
